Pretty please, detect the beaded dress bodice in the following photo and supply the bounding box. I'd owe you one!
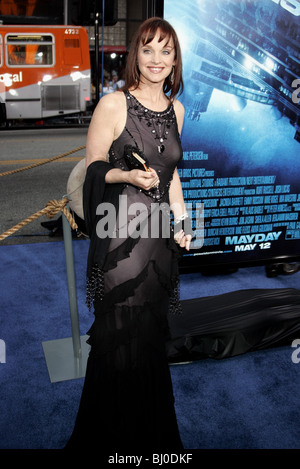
[109,90,182,201]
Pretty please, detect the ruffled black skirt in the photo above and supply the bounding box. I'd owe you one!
[65,186,183,451]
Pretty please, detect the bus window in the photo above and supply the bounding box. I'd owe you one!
[35,45,52,65]
[6,34,54,66]
[7,45,26,65]
[64,38,82,65]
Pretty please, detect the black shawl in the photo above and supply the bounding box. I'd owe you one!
[83,160,124,308]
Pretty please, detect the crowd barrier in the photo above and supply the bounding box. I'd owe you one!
[0,145,89,382]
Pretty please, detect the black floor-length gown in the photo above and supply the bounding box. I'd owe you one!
[65,91,184,451]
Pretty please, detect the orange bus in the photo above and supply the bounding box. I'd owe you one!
[0,24,91,124]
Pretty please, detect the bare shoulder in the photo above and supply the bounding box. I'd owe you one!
[89,91,127,143]
[89,91,126,140]
[86,92,126,163]
[173,99,185,133]
[94,90,126,116]
[173,99,185,117]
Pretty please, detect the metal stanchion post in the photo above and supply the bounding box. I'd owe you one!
[42,206,90,382]
[62,211,81,359]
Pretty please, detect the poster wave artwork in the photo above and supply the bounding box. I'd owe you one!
[164,0,300,268]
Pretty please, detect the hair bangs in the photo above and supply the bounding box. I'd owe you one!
[141,22,173,48]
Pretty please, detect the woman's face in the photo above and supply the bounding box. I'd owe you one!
[137,30,176,86]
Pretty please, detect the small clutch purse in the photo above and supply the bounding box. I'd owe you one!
[123,144,150,172]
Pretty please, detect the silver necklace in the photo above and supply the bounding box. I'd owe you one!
[127,91,171,154]
[150,115,169,154]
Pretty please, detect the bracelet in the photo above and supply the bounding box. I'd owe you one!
[174,215,195,238]
[174,212,189,225]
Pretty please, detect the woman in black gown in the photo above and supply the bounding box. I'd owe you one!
[65,17,193,451]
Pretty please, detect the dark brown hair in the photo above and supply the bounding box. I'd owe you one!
[124,17,183,101]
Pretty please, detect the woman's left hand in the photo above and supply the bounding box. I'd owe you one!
[174,230,192,251]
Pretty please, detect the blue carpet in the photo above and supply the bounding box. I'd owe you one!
[0,240,300,449]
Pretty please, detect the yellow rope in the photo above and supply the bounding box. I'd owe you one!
[0,145,86,177]
[0,197,78,242]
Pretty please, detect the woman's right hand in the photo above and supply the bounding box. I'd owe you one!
[127,167,160,191]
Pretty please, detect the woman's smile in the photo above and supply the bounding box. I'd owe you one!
[148,66,164,73]
[137,30,176,84]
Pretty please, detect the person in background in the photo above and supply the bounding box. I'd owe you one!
[110,70,119,90]
[116,69,125,90]
[101,78,114,96]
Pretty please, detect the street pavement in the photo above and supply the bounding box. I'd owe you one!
[0,126,88,245]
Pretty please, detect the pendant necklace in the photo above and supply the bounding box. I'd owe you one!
[150,115,168,154]
[127,91,172,155]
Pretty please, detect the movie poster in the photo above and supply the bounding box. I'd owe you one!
[164,0,300,268]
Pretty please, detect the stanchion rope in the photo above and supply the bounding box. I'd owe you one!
[0,144,86,177]
[0,197,78,242]
[0,144,85,240]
